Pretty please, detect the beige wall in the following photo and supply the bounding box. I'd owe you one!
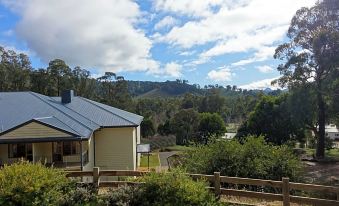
[33,142,52,163]
[94,127,136,170]
[0,144,9,164]
[0,122,73,139]
[83,136,94,171]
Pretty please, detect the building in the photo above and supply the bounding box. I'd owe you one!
[0,90,143,172]
[325,124,339,148]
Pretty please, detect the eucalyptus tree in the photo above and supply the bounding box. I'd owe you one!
[274,0,339,158]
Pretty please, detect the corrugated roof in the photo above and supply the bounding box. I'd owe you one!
[0,92,143,138]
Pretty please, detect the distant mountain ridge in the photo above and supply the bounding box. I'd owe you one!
[127,80,284,98]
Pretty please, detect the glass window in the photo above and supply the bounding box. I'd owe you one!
[63,142,80,156]
[8,143,28,158]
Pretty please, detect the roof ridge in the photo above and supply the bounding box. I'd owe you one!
[59,98,101,127]
[28,92,95,132]
[79,97,138,125]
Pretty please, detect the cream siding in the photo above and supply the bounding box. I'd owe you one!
[0,122,73,139]
[0,144,8,164]
[137,126,141,167]
[95,127,135,170]
[33,142,52,163]
[83,135,94,171]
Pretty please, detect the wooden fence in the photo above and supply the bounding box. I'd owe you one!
[67,167,339,206]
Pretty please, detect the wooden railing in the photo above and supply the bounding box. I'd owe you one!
[67,167,339,206]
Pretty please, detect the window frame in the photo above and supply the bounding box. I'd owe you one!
[62,141,80,156]
[8,143,31,158]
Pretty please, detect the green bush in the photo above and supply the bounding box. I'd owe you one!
[181,136,302,182]
[0,161,73,206]
[104,170,221,206]
[62,183,101,206]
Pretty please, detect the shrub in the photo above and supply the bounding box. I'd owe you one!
[62,183,102,206]
[104,170,221,206]
[181,136,302,182]
[0,161,73,206]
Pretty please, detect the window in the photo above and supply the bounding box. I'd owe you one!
[63,141,80,156]
[8,143,31,158]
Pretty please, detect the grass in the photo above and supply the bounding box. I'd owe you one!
[140,153,160,167]
[163,145,193,152]
[304,148,339,160]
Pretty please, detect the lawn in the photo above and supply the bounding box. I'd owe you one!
[164,145,193,152]
[140,153,160,167]
[305,148,339,160]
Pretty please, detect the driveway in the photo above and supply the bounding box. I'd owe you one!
[159,151,177,167]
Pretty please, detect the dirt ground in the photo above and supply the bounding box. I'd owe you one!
[303,161,339,186]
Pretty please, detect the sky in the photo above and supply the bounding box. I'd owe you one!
[0,0,317,89]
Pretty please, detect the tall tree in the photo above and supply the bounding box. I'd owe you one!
[0,46,32,91]
[170,109,200,145]
[274,0,339,158]
[198,113,226,143]
[47,59,72,96]
[30,68,50,94]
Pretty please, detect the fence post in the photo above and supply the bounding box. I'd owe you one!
[282,177,290,206]
[214,172,221,198]
[93,167,100,187]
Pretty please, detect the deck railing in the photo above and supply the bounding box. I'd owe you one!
[67,167,339,206]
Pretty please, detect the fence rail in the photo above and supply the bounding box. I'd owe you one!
[67,168,339,206]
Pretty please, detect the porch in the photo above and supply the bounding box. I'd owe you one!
[0,140,89,171]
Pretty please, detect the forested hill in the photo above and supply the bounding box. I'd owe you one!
[127,80,202,97]
[127,80,283,98]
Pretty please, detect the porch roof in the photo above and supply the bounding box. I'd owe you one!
[0,136,87,144]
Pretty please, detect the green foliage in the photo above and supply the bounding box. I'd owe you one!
[170,109,200,145]
[141,118,156,138]
[274,0,339,158]
[236,95,304,145]
[62,184,101,206]
[182,136,302,181]
[105,170,220,206]
[157,120,171,136]
[0,161,73,206]
[198,113,226,141]
[199,91,225,114]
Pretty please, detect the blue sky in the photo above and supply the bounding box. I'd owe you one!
[0,0,316,89]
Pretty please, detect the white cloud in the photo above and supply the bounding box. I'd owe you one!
[179,50,196,56]
[207,66,233,82]
[154,0,252,18]
[147,61,183,78]
[1,0,162,75]
[200,26,287,59]
[1,29,14,37]
[231,46,276,66]
[239,77,282,90]
[155,0,316,65]
[257,65,274,73]
[154,16,178,30]
[163,62,182,77]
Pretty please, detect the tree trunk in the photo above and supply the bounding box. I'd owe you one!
[316,90,325,159]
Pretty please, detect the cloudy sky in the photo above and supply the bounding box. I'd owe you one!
[0,0,316,89]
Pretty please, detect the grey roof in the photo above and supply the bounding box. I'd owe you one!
[0,92,143,139]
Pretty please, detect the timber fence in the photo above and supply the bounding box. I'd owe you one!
[67,167,339,206]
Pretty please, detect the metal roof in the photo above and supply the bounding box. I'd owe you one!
[0,92,143,138]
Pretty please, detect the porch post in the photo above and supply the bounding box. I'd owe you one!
[80,141,83,171]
